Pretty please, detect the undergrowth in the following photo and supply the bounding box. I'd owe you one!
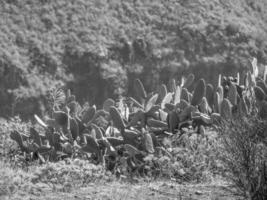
[217,114,267,200]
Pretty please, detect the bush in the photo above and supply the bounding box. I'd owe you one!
[216,114,267,200]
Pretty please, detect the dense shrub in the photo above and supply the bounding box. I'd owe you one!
[217,114,267,200]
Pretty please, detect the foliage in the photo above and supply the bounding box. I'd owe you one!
[4,58,265,189]
[1,0,267,118]
[216,115,267,200]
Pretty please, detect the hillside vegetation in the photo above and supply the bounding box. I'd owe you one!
[0,0,267,118]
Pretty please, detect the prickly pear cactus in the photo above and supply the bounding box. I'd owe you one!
[206,84,214,108]
[213,92,221,113]
[254,86,266,102]
[220,99,232,119]
[147,118,168,128]
[191,79,206,106]
[143,131,155,153]
[183,73,195,89]
[10,131,28,153]
[109,106,125,130]
[145,94,158,113]
[228,84,238,106]
[174,86,181,105]
[167,110,179,133]
[238,96,248,115]
[181,88,190,102]
[199,97,210,114]
[258,100,267,119]
[157,84,168,104]
[54,110,68,126]
[216,85,224,101]
[256,80,267,94]
[168,78,176,93]
[81,105,96,124]
[161,92,173,109]
[134,78,147,101]
[103,98,115,112]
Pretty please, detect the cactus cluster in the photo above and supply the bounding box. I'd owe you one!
[10,58,267,174]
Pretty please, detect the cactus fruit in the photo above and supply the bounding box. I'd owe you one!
[254,86,266,102]
[134,79,147,100]
[191,79,206,106]
[228,84,238,105]
[221,99,232,119]
[109,106,125,130]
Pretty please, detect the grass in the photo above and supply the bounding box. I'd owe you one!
[0,159,236,200]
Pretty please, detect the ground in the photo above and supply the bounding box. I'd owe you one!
[2,180,239,200]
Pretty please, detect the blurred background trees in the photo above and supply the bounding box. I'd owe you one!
[0,0,267,119]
